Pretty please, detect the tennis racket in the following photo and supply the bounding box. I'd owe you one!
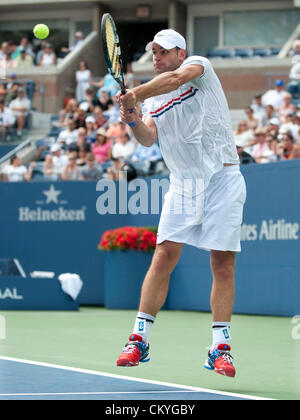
[101,13,136,127]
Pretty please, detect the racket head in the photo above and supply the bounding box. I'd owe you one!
[101,13,126,92]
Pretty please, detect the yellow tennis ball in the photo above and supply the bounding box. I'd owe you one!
[33,24,50,40]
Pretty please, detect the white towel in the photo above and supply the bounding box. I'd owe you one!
[58,273,83,300]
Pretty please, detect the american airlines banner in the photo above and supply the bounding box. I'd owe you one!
[0,160,299,315]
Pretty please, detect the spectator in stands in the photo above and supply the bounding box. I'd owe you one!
[76,146,89,167]
[76,61,92,103]
[17,37,34,58]
[43,143,69,179]
[234,120,255,155]
[9,87,31,137]
[13,47,33,69]
[4,74,18,103]
[289,40,300,57]
[235,141,256,165]
[0,97,15,141]
[80,152,103,181]
[261,104,278,127]
[78,88,98,113]
[92,128,112,164]
[85,116,97,143]
[262,79,287,109]
[279,112,299,141]
[74,106,87,129]
[97,88,113,111]
[68,127,91,153]
[59,98,78,127]
[287,56,300,99]
[61,152,82,181]
[244,106,258,130]
[62,87,76,109]
[1,155,34,182]
[93,106,109,129]
[4,51,14,69]
[60,31,85,57]
[130,141,162,173]
[265,135,279,163]
[251,93,266,126]
[106,121,125,143]
[0,42,8,60]
[277,92,296,123]
[266,117,280,137]
[39,43,56,67]
[106,157,123,180]
[35,40,48,65]
[277,132,300,160]
[252,128,271,163]
[56,118,79,146]
[71,32,85,52]
[91,73,119,99]
[7,41,19,60]
[112,132,136,160]
[103,95,120,124]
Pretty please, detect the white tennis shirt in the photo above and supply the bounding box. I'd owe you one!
[142,55,239,191]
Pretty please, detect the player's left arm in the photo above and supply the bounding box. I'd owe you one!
[120,64,204,108]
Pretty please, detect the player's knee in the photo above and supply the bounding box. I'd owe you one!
[211,251,235,281]
[151,242,181,273]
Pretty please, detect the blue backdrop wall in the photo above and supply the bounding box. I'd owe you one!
[0,161,300,315]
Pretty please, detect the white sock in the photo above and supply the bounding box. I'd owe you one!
[132,312,155,343]
[212,322,231,350]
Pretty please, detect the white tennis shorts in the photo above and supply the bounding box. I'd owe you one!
[156,165,246,252]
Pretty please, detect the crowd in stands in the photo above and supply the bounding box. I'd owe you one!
[233,37,300,164]
[0,68,165,182]
[0,74,32,139]
[2,36,300,182]
[0,32,85,70]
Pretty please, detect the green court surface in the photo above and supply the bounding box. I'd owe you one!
[0,307,299,400]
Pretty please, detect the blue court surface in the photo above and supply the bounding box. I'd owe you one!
[0,356,270,401]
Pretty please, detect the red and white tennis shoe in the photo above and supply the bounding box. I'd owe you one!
[204,344,236,378]
[116,334,150,367]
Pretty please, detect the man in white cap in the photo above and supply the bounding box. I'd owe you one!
[116,29,246,378]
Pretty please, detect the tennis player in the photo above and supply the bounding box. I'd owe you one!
[116,29,246,378]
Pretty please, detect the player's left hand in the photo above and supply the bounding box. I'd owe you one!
[117,89,137,109]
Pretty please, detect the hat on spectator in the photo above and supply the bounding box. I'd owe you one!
[269,117,280,126]
[79,102,89,111]
[51,144,61,153]
[275,79,284,87]
[86,116,95,124]
[17,87,25,93]
[145,29,186,52]
[255,127,267,135]
[97,128,107,137]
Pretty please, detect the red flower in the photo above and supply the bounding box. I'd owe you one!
[99,226,157,252]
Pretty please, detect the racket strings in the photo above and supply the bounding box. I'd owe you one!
[105,20,121,77]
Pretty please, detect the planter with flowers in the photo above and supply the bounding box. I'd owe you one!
[99,226,157,309]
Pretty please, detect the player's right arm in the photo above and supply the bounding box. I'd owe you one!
[119,106,158,147]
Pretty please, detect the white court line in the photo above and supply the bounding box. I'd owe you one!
[0,356,273,400]
[0,390,198,397]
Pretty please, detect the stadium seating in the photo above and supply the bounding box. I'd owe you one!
[206,47,281,59]
[206,48,236,59]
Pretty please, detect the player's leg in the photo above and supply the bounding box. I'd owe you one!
[210,250,236,323]
[138,240,183,317]
[117,240,183,367]
[204,250,236,377]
